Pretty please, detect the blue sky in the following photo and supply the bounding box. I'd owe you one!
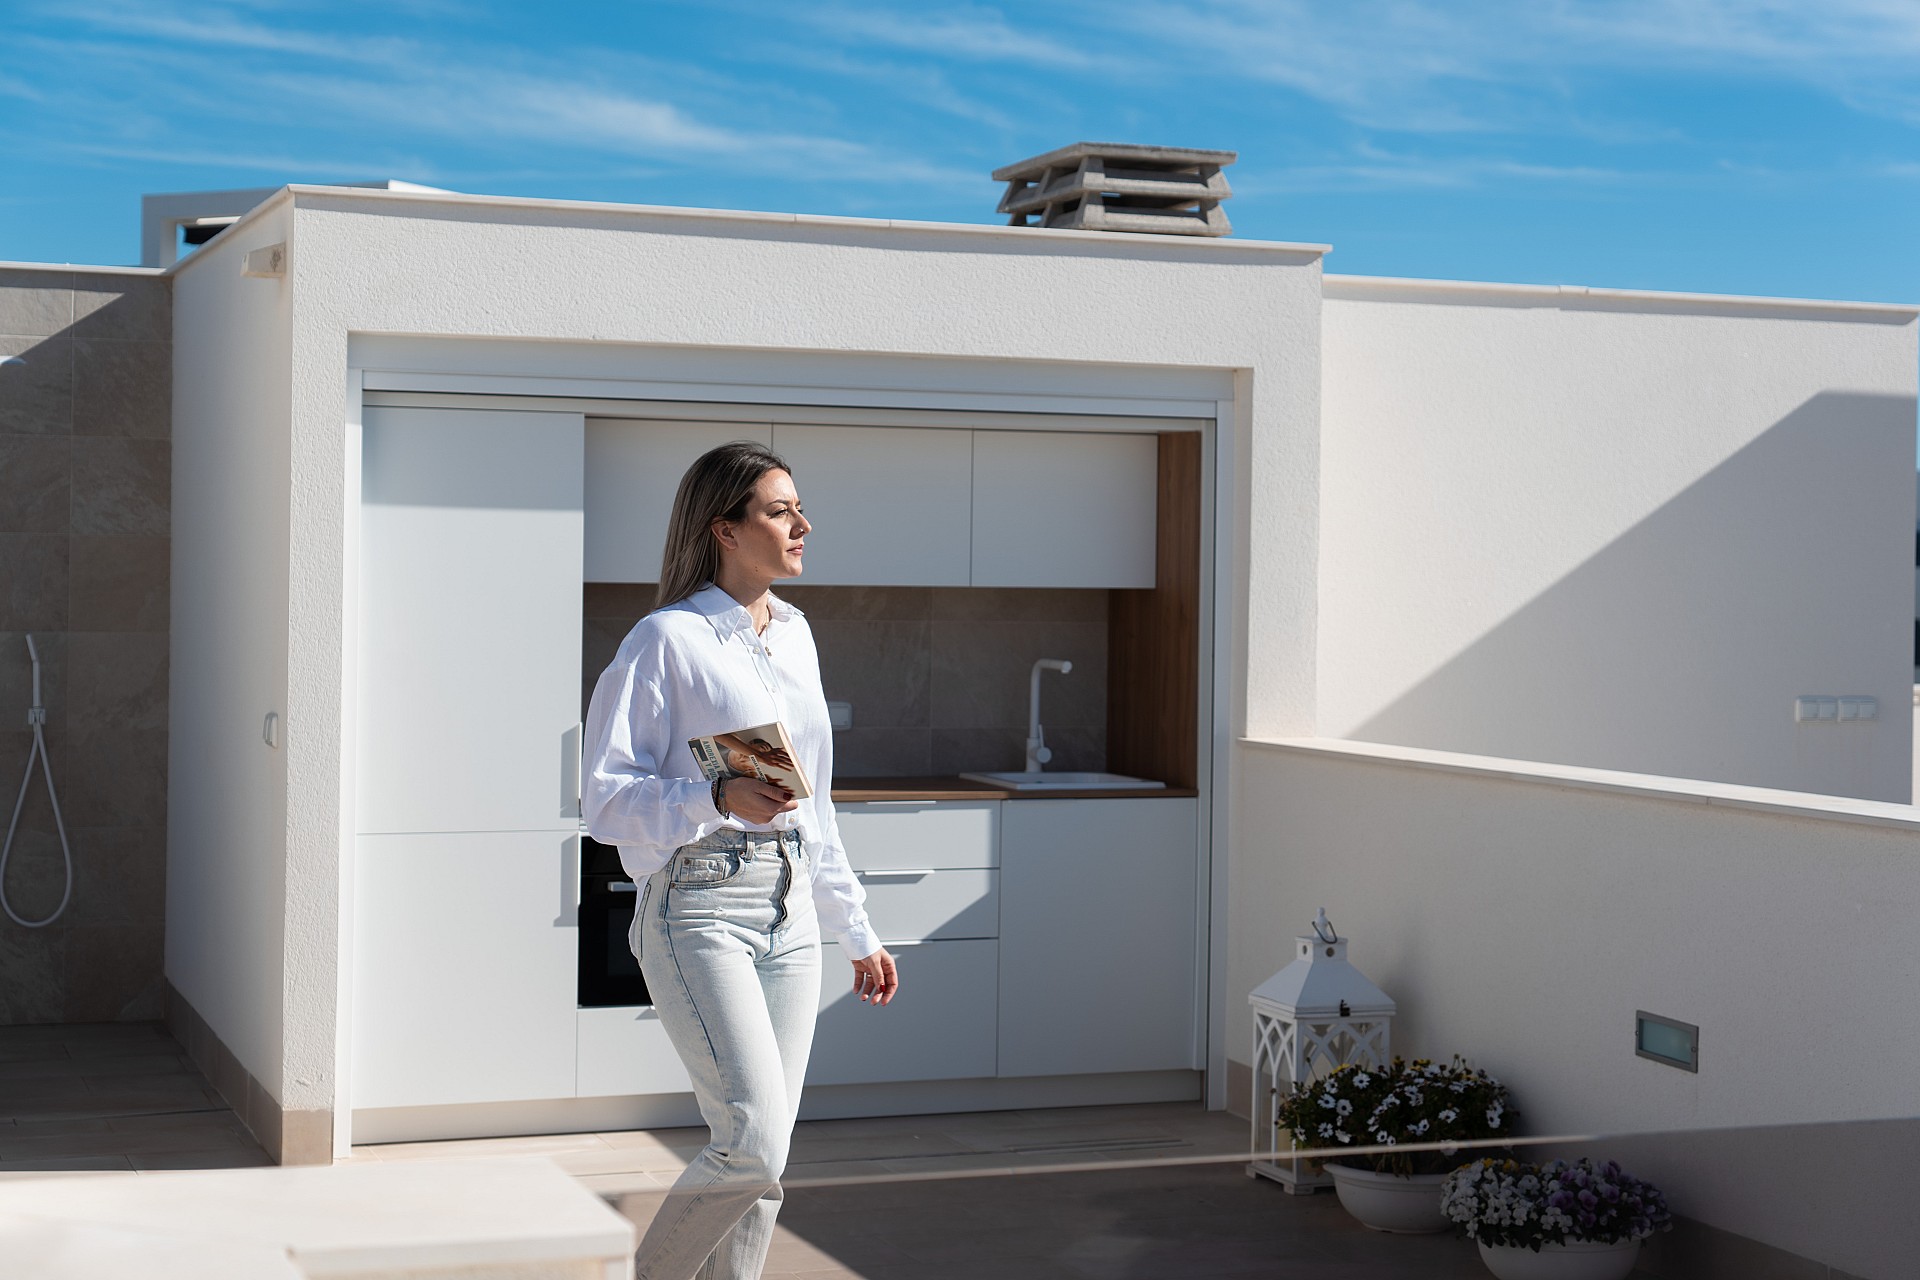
[2,0,1918,305]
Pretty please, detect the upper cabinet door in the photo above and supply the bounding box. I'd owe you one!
[971,430,1157,588]
[358,407,584,835]
[584,419,773,583]
[769,424,973,586]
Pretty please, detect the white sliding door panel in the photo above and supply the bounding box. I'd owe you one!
[971,430,1157,587]
[585,419,772,583]
[358,406,584,835]
[769,424,972,586]
[352,831,580,1109]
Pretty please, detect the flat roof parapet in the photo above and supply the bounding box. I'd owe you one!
[993,142,1237,237]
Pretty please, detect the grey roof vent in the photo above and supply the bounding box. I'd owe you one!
[993,143,1236,236]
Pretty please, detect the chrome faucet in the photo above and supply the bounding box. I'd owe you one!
[1025,658,1073,773]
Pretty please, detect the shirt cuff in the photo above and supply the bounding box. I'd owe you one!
[836,922,883,962]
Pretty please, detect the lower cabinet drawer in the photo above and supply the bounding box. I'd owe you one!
[576,1006,694,1099]
[847,868,997,942]
[807,939,997,1087]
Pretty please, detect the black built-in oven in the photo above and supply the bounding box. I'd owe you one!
[578,835,652,1008]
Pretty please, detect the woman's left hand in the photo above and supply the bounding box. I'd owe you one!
[851,948,899,1006]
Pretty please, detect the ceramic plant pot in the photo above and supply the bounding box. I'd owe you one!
[1325,1162,1450,1234]
[1476,1238,1642,1280]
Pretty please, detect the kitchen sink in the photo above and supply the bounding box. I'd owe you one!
[959,770,1167,791]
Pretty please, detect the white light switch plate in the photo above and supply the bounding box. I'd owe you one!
[827,700,854,730]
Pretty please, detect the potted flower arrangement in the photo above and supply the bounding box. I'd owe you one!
[1441,1157,1672,1280]
[1276,1056,1512,1234]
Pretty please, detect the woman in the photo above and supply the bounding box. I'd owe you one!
[582,440,900,1280]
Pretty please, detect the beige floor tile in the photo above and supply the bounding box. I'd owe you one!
[592,1124,707,1151]
[359,1131,614,1162]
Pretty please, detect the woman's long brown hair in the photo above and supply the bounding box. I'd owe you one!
[654,440,793,609]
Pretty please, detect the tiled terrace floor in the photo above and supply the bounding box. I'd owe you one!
[1,1023,1655,1278]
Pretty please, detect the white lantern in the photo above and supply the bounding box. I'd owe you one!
[1247,909,1396,1193]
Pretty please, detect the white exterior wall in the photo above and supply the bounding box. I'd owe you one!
[1320,279,1918,802]
[166,204,294,1095]
[239,189,1326,1116]
[1231,738,1920,1273]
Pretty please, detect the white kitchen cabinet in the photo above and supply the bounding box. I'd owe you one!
[358,406,585,834]
[851,869,997,942]
[352,831,581,1110]
[808,940,998,1086]
[583,419,772,583]
[970,429,1157,588]
[806,800,1001,1086]
[832,801,999,871]
[768,424,973,586]
[577,1006,694,1099]
[997,797,1201,1077]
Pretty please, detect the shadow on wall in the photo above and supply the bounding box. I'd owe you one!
[0,268,173,1026]
[1341,391,1917,804]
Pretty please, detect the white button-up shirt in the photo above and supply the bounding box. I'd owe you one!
[582,582,879,960]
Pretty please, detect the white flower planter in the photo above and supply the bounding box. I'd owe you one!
[1325,1163,1450,1234]
[1477,1238,1642,1280]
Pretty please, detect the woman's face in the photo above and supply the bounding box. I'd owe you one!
[714,468,809,582]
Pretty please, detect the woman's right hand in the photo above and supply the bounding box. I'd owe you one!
[723,776,798,824]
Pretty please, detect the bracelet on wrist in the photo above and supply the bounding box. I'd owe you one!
[712,776,730,818]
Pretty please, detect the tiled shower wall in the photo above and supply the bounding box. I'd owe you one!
[0,266,172,1026]
[584,585,1109,777]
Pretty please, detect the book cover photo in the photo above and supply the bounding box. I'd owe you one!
[688,721,814,800]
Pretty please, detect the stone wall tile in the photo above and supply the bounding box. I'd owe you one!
[70,437,169,536]
[0,336,72,436]
[0,272,74,338]
[830,727,933,777]
[69,535,169,632]
[930,587,1108,622]
[62,920,165,1022]
[65,631,169,736]
[60,728,167,829]
[72,276,170,343]
[0,828,73,927]
[0,926,67,1024]
[0,435,70,534]
[813,619,930,728]
[583,583,653,617]
[65,827,166,925]
[778,585,931,620]
[0,535,70,631]
[73,341,170,439]
[930,725,1105,775]
[929,619,1107,729]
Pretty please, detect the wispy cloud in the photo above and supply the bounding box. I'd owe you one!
[10,0,981,195]
[1099,0,1920,132]
[798,4,1103,68]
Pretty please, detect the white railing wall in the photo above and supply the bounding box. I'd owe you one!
[1230,736,1920,1274]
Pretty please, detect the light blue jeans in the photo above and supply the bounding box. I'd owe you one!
[631,828,821,1280]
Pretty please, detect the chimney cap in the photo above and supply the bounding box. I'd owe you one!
[992,141,1237,182]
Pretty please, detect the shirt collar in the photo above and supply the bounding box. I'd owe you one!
[688,582,803,639]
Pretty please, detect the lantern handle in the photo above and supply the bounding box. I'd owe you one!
[1312,908,1338,944]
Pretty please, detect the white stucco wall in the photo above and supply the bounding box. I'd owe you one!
[211,188,1327,1115]
[1320,277,1919,802]
[167,203,294,1095]
[1230,737,1920,1269]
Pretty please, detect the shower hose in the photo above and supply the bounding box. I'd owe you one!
[1,634,72,928]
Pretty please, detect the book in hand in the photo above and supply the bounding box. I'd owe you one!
[688,721,814,800]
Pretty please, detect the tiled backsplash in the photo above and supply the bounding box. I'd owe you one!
[583,585,1109,777]
[0,266,172,1027]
